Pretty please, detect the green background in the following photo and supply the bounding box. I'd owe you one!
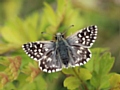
[0,0,120,90]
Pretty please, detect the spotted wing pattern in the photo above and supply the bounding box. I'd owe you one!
[22,25,98,73]
[39,49,62,73]
[66,25,97,68]
[22,41,63,73]
[22,41,55,61]
[67,25,98,48]
[68,46,91,67]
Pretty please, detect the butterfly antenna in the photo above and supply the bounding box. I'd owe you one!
[41,32,54,36]
[63,25,74,35]
[41,32,55,39]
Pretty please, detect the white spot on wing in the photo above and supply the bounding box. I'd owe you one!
[56,69,61,72]
[94,37,97,39]
[94,25,97,29]
[45,48,48,51]
[80,63,83,65]
[22,45,24,48]
[40,53,43,55]
[52,70,55,72]
[95,31,97,34]
[86,58,90,62]
[37,54,40,57]
[86,36,89,38]
[82,41,85,44]
[80,47,84,50]
[92,40,95,42]
[77,50,82,54]
[75,40,79,43]
[28,54,31,56]
[42,61,45,64]
[40,44,42,48]
[34,58,37,60]
[82,37,85,40]
[43,69,47,72]
[83,61,86,64]
[87,39,90,41]
[87,28,90,32]
[84,32,86,35]
[78,34,81,37]
[34,49,37,52]
[40,66,42,70]
[75,64,79,66]
[38,49,41,52]
[47,58,52,62]
[31,56,33,58]
[48,70,51,73]
[34,52,37,55]
[52,64,56,67]
[30,43,32,47]
[43,56,47,59]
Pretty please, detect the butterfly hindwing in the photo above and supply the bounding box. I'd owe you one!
[39,50,62,73]
[68,46,91,66]
[67,25,98,48]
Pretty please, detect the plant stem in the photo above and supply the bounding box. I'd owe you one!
[72,67,88,90]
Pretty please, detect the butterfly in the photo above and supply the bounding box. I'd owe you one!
[22,25,98,73]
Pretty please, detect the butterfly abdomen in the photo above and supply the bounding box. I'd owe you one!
[57,40,69,67]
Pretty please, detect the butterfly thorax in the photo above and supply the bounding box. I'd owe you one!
[56,33,69,67]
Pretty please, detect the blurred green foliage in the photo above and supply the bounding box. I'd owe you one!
[0,0,120,90]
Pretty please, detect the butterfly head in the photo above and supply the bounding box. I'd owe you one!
[55,33,64,41]
[54,25,74,41]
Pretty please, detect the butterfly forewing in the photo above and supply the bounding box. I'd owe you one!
[67,25,98,48]
[22,41,55,61]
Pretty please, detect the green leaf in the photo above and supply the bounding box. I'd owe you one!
[63,67,92,90]
[99,75,110,89]
[34,75,47,90]
[39,14,48,36]
[90,72,99,88]
[99,52,114,75]
[12,80,20,88]
[16,72,46,90]
[64,76,80,90]
[57,0,66,15]
[62,67,75,75]
[46,72,60,82]
[23,14,39,41]
[0,43,20,54]
[90,72,110,89]
[0,56,9,66]
[109,73,120,89]
[85,48,105,72]
[43,2,57,26]
[1,17,38,45]
[89,48,115,89]
[78,68,92,81]
[1,24,24,45]
[2,82,16,90]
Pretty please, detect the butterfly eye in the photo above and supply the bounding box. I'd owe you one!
[61,34,64,38]
[55,36,57,40]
